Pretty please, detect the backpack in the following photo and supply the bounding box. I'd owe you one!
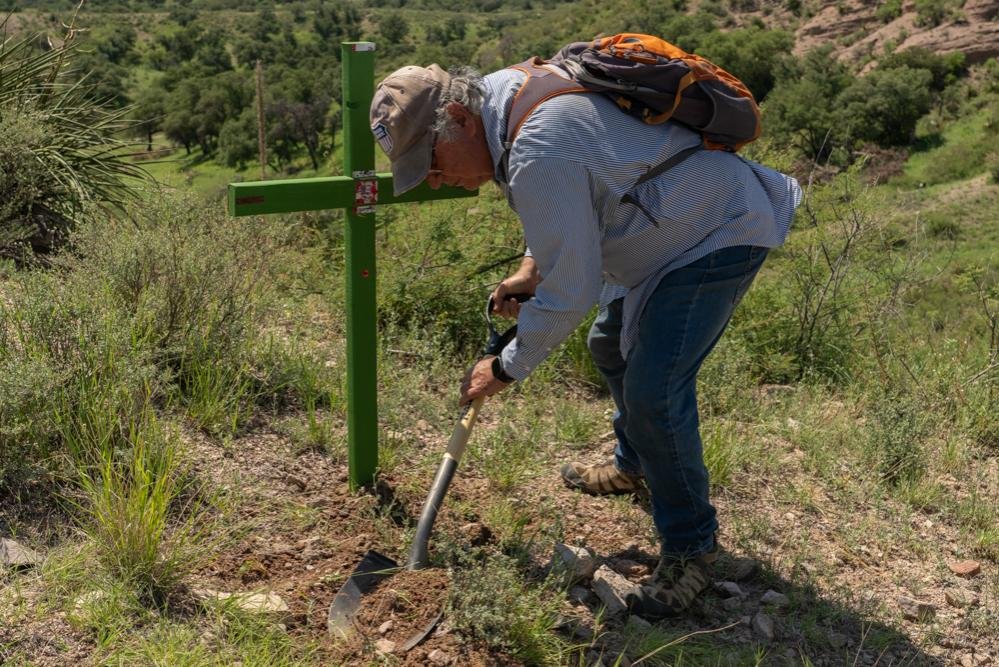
[501,34,761,190]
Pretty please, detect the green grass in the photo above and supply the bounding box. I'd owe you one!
[894,103,999,188]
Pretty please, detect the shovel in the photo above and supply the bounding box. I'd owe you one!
[327,292,531,645]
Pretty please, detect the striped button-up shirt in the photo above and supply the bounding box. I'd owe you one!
[481,68,802,380]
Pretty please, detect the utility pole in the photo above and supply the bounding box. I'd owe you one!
[255,60,267,180]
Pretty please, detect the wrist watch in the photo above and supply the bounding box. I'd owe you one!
[491,356,516,383]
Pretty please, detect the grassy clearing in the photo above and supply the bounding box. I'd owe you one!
[3,64,998,667]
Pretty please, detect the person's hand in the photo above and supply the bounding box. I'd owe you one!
[459,356,511,405]
[490,257,540,319]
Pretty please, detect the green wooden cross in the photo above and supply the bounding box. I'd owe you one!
[228,42,476,490]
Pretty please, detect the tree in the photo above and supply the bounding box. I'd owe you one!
[878,47,966,92]
[762,46,853,161]
[266,64,337,170]
[696,27,794,101]
[378,11,410,45]
[131,84,166,152]
[838,66,933,147]
[218,109,258,168]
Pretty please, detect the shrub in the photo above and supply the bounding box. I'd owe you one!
[0,272,156,488]
[448,553,563,663]
[0,29,148,258]
[839,66,934,147]
[65,194,294,434]
[866,387,927,485]
[74,408,210,606]
[876,0,903,22]
[914,0,962,27]
[878,47,967,93]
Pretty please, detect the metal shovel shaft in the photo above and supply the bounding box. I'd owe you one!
[407,396,483,569]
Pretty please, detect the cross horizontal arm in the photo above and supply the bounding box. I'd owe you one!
[228,174,477,216]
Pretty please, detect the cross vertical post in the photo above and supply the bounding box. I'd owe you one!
[342,42,378,490]
[227,44,476,494]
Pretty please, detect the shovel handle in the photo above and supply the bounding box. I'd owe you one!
[408,396,484,570]
[446,396,484,460]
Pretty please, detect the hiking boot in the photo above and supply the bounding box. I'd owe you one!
[625,543,719,619]
[560,459,644,495]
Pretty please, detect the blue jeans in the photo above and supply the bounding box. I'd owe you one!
[587,245,768,558]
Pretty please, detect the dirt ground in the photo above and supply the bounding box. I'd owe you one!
[2,402,995,666]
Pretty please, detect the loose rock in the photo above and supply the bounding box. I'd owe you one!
[897,596,936,622]
[0,538,41,569]
[551,543,599,583]
[377,620,394,635]
[568,585,593,605]
[752,611,775,641]
[459,522,492,546]
[73,590,109,616]
[591,565,639,617]
[427,648,451,665]
[714,581,745,598]
[945,589,980,608]
[374,638,396,655]
[730,558,759,582]
[721,597,743,612]
[627,614,652,631]
[192,589,291,623]
[608,558,649,578]
[949,560,982,579]
[760,590,790,607]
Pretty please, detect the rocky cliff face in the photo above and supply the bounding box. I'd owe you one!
[791,0,999,66]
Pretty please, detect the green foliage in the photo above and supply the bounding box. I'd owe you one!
[875,0,903,22]
[696,26,794,101]
[0,31,148,258]
[0,274,155,488]
[218,108,259,169]
[729,173,911,383]
[987,152,999,184]
[378,11,411,45]
[448,552,564,663]
[879,48,966,93]
[866,387,927,485]
[73,409,209,605]
[763,46,853,161]
[913,0,962,27]
[839,66,933,147]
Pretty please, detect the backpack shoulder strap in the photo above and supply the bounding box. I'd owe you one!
[500,57,590,181]
[506,57,590,145]
[620,144,703,227]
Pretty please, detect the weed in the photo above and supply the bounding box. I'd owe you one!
[73,411,211,605]
[865,386,928,486]
[447,552,565,664]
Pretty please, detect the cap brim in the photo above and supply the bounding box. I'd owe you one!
[390,131,433,197]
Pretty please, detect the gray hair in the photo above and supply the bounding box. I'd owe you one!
[432,66,485,141]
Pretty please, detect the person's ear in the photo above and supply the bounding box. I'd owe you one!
[445,101,476,137]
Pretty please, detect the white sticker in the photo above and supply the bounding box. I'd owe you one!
[372,123,393,154]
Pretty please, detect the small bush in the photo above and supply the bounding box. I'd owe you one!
[913,0,961,27]
[867,387,928,485]
[876,0,903,22]
[74,409,209,605]
[448,553,563,664]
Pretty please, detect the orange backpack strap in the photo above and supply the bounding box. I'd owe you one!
[500,58,590,181]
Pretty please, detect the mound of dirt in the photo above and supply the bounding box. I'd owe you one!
[352,567,451,649]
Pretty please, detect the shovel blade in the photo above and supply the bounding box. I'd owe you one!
[327,550,400,638]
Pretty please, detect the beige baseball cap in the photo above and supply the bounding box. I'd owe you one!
[370,64,450,196]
